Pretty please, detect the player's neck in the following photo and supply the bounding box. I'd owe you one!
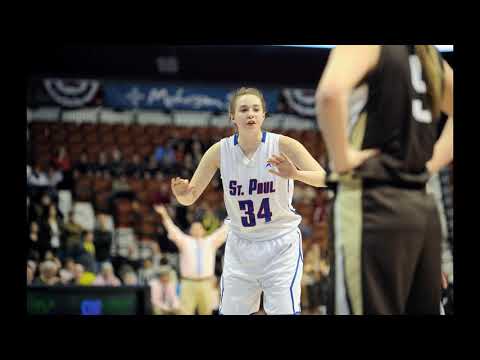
[238,131,262,157]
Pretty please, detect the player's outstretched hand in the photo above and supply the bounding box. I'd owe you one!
[171,177,195,200]
[267,152,298,179]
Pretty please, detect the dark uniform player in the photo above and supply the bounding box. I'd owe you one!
[316,45,454,314]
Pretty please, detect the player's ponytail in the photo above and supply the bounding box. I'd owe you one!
[415,45,443,119]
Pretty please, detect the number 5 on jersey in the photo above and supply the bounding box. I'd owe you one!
[238,198,272,227]
[409,54,432,124]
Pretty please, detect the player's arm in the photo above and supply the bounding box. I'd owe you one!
[210,222,229,249]
[269,135,327,188]
[315,45,381,173]
[426,59,454,175]
[171,142,220,206]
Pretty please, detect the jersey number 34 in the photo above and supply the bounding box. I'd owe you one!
[238,198,272,227]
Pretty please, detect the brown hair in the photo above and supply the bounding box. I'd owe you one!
[229,87,267,119]
[415,45,443,119]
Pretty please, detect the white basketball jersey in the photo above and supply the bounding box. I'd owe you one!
[220,131,301,242]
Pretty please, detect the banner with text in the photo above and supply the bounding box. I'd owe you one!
[104,84,279,113]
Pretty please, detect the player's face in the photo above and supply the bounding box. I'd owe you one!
[232,94,265,133]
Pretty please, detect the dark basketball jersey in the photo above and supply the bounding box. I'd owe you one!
[349,45,444,187]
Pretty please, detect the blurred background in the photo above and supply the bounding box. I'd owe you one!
[26,45,454,315]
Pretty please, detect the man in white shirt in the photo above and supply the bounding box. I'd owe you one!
[154,205,228,315]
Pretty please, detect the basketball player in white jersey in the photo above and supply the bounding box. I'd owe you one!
[171,87,327,315]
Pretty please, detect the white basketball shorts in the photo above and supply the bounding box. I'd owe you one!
[219,228,303,315]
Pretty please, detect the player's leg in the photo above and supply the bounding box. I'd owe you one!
[405,196,442,314]
[219,233,262,315]
[362,187,426,314]
[219,272,262,315]
[262,229,303,315]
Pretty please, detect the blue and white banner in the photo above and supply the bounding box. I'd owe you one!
[44,79,100,108]
[282,88,316,118]
[104,84,279,113]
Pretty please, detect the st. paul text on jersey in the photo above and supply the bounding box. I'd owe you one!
[229,179,276,196]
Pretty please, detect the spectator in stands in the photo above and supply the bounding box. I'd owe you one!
[28,221,41,261]
[32,260,61,286]
[118,263,135,279]
[130,200,143,235]
[117,263,139,285]
[59,257,76,285]
[44,250,62,267]
[40,192,54,212]
[149,265,183,315]
[111,174,135,201]
[190,139,204,168]
[94,151,111,178]
[53,146,72,173]
[199,202,221,235]
[73,263,96,286]
[28,162,50,201]
[150,241,163,268]
[53,147,73,190]
[145,154,159,179]
[62,211,84,259]
[125,153,145,179]
[164,140,178,170]
[28,195,42,223]
[47,165,63,189]
[93,262,121,286]
[82,231,96,261]
[137,238,155,264]
[93,213,113,264]
[138,258,156,285]
[122,271,138,285]
[73,263,84,284]
[175,142,186,164]
[182,153,195,179]
[109,175,136,218]
[40,204,63,257]
[154,140,176,168]
[76,247,97,275]
[110,147,125,178]
[73,152,94,177]
[28,162,50,188]
[28,260,38,278]
[37,219,53,261]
